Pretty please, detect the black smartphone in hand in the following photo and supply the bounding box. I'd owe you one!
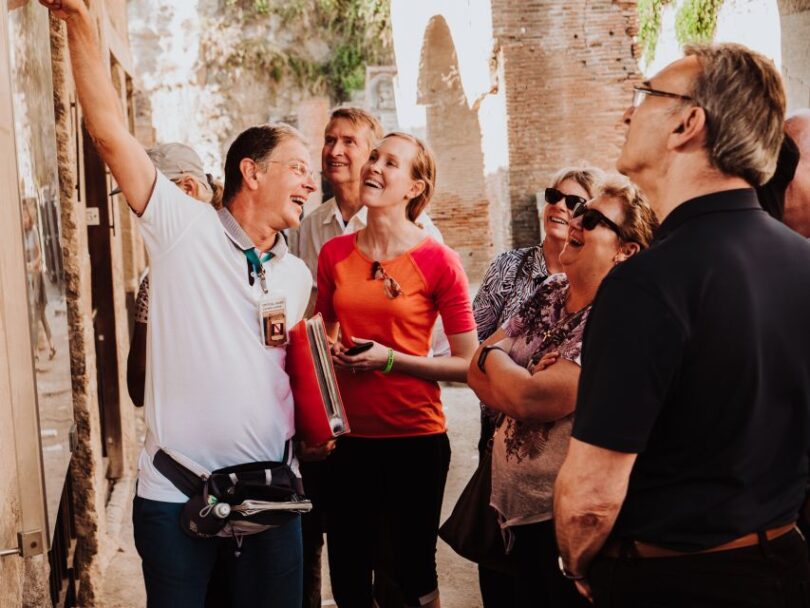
[344,341,373,356]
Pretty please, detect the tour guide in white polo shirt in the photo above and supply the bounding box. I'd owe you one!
[45,2,315,605]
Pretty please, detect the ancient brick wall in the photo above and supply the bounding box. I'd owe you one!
[424,112,494,280]
[491,0,641,247]
[418,16,494,281]
[425,102,494,281]
[390,0,514,283]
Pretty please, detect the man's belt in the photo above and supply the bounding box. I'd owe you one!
[602,522,797,559]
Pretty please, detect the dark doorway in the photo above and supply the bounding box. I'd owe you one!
[82,123,123,479]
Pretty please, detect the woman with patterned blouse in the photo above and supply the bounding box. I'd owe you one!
[468,176,658,607]
[471,166,603,603]
[472,167,603,447]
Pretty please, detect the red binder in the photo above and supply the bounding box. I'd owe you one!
[286,313,350,444]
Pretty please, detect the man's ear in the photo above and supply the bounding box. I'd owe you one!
[668,105,706,150]
[615,240,641,263]
[177,175,198,197]
[239,158,260,191]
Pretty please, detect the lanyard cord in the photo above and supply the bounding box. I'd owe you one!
[216,207,283,295]
[243,249,274,293]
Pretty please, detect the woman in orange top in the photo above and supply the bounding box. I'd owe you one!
[316,132,478,608]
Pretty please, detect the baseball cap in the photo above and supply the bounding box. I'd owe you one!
[110,142,212,195]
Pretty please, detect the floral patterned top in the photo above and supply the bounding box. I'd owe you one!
[490,273,591,537]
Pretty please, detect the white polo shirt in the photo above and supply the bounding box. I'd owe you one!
[293,197,444,281]
[136,172,311,502]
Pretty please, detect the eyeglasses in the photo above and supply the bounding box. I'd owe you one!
[545,187,587,211]
[267,160,315,180]
[370,261,402,299]
[572,202,628,241]
[632,86,693,108]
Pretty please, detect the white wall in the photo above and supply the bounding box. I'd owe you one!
[390,0,509,176]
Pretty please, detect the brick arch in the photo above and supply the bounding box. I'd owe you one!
[416,15,494,281]
[777,0,810,109]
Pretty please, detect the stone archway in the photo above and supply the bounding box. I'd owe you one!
[417,15,493,281]
[778,0,810,110]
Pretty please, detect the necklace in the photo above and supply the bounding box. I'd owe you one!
[531,293,591,367]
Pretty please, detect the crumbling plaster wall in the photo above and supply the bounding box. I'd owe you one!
[779,0,810,110]
[391,0,510,280]
[50,13,111,607]
[127,0,331,179]
[392,0,639,256]
[417,15,495,281]
[49,0,146,600]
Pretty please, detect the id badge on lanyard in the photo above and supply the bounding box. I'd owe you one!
[255,265,288,347]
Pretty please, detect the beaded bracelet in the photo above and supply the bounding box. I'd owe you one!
[381,348,395,374]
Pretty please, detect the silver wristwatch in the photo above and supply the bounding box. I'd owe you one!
[557,555,587,581]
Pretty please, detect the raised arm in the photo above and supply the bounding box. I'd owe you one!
[42,0,155,213]
[553,439,636,586]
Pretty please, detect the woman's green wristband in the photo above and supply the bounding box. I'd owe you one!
[381,348,395,374]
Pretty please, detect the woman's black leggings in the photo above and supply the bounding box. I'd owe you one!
[326,434,451,607]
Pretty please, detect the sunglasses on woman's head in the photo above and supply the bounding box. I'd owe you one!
[572,203,627,240]
[545,187,587,211]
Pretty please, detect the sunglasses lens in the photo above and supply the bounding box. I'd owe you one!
[545,188,563,204]
[581,210,600,231]
[564,195,586,211]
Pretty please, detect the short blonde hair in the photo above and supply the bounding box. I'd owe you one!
[684,43,786,186]
[383,132,437,223]
[550,164,605,199]
[328,107,384,147]
[596,174,659,249]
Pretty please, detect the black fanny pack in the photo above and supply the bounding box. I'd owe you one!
[152,440,312,542]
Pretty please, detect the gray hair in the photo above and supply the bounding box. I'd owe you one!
[684,43,786,186]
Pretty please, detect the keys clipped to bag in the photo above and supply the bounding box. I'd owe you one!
[259,292,288,347]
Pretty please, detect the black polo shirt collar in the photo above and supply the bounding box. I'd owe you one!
[655,188,761,241]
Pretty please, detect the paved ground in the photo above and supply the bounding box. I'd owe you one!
[100,383,483,607]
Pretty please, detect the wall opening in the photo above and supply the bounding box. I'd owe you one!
[417,15,493,281]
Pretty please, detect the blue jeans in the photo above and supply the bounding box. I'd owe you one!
[133,496,302,608]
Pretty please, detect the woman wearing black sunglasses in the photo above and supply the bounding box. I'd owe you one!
[467,175,658,608]
[470,165,603,602]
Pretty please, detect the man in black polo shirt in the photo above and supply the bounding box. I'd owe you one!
[554,43,810,606]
